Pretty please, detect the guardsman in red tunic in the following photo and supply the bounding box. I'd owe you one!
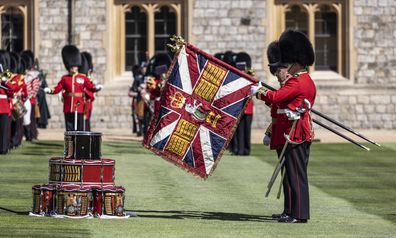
[9,52,28,148]
[252,30,316,223]
[79,51,97,131]
[142,53,172,135]
[0,51,19,154]
[234,52,255,156]
[45,45,101,131]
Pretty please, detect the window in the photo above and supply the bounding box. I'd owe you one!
[113,0,188,75]
[125,6,147,71]
[154,6,176,55]
[1,7,24,52]
[272,0,347,76]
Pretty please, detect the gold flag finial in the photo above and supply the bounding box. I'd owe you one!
[167,35,186,53]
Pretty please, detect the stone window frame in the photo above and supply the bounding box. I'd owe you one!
[0,0,34,51]
[112,0,190,76]
[268,0,352,79]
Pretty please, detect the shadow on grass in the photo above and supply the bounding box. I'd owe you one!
[0,206,28,215]
[130,209,275,222]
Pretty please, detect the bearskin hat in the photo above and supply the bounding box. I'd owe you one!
[279,30,315,67]
[235,52,252,71]
[78,53,90,75]
[146,53,172,77]
[214,52,224,61]
[223,51,236,66]
[0,50,11,72]
[61,45,82,70]
[81,51,93,71]
[267,41,286,75]
[9,52,20,73]
[21,50,35,70]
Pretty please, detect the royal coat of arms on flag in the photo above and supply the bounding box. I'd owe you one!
[143,38,258,179]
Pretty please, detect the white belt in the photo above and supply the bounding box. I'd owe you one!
[0,94,7,99]
[277,108,301,120]
[277,109,288,114]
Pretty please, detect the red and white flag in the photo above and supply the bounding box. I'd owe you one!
[144,43,258,179]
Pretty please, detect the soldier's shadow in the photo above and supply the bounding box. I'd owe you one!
[128,209,275,222]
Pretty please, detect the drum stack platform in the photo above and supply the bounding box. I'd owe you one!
[30,131,128,218]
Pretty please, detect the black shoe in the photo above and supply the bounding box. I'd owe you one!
[271,212,289,219]
[278,216,307,223]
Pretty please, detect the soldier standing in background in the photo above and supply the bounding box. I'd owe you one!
[44,45,102,131]
[234,52,254,156]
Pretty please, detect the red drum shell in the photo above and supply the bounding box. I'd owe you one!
[48,157,115,185]
[32,185,55,215]
[101,185,126,216]
[55,185,93,216]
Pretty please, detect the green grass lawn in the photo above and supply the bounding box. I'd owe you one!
[1,140,396,237]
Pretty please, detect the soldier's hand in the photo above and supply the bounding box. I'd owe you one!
[263,134,271,146]
[44,87,52,94]
[95,84,103,92]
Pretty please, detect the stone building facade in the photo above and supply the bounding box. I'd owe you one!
[1,0,395,130]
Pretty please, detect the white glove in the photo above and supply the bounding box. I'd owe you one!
[44,87,52,94]
[263,134,271,146]
[1,76,7,82]
[250,82,264,95]
[95,84,103,91]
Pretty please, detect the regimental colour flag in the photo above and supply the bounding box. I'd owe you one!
[143,43,258,179]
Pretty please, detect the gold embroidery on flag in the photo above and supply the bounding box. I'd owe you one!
[166,119,198,156]
[194,62,226,102]
[169,92,186,109]
[206,111,222,128]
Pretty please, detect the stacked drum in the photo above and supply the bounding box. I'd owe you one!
[31,131,128,218]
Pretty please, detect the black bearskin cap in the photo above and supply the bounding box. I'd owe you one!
[267,41,286,75]
[0,50,11,71]
[214,52,224,61]
[21,50,35,70]
[79,53,90,75]
[279,30,315,67]
[223,51,236,66]
[9,52,20,73]
[81,51,93,71]
[235,52,252,70]
[146,53,172,77]
[62,45,82,70]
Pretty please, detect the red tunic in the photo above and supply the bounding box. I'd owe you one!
[0,81,18,114]
[244,98,253,115]
[258,73,316,149]
[51,73,96,113]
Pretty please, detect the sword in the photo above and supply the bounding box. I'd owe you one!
[265,99,310,198]
[258,81,380,147]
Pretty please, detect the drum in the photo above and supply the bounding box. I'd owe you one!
[93,185,126,217]
[48,157,115,185]
[55,185,93,217]
[32,185,55,215]
[64,131,102,160]
[11,97,27,121]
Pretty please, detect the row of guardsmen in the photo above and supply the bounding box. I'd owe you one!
[0,50,51,155]
[128,52,172,137]
[215,51,254,156]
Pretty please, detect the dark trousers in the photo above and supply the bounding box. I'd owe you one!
[283,142,311,220]
[64,113,84,131]
[10,118,23,148]
[236,114,252,155]
[30,105,38,140]
[85,119,91,131]
[229,114,253,155]
[0,114,9,154]
[276,149,292,215]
